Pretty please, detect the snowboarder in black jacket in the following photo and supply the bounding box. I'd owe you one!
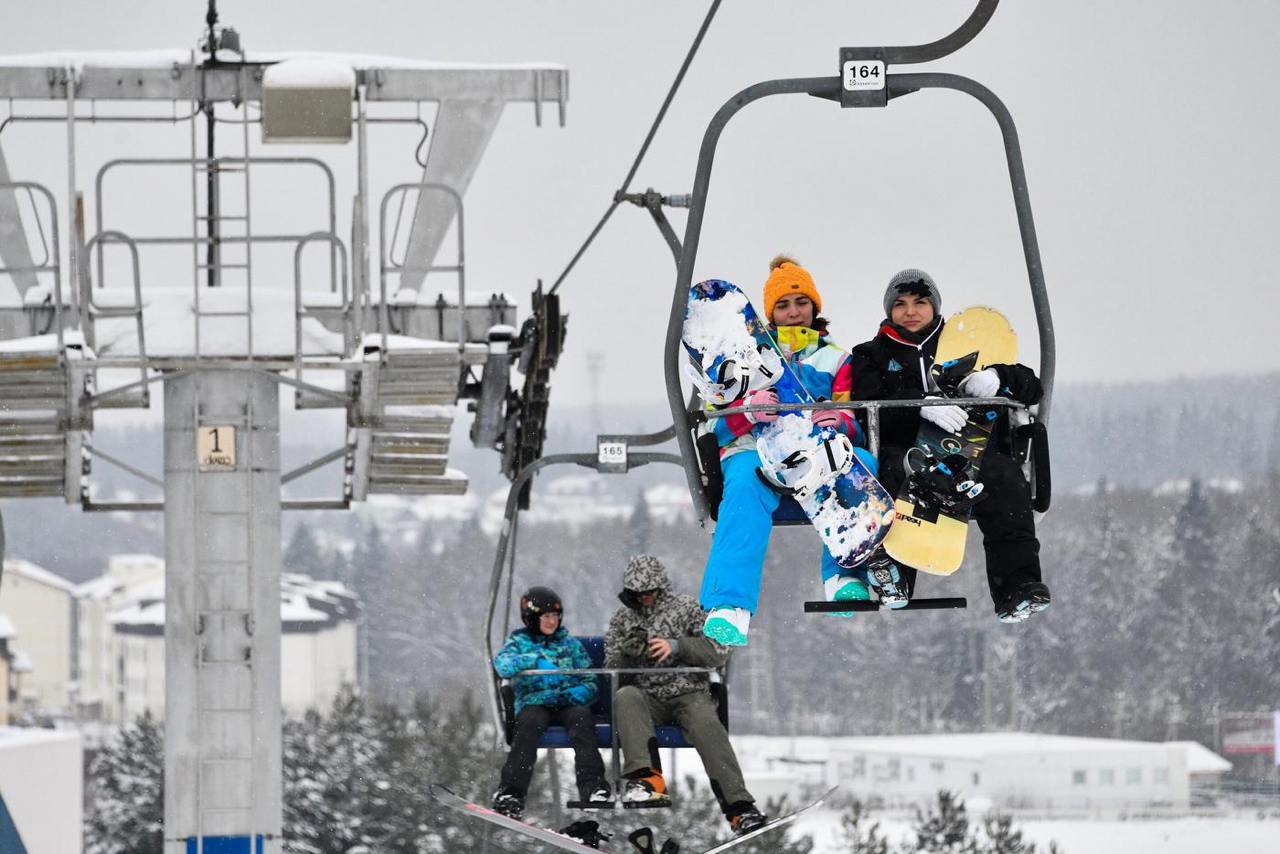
[849,269,1051,623]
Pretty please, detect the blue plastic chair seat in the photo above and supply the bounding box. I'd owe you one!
[535,636,695,749]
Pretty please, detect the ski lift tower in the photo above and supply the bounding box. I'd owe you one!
[0,9,566,852]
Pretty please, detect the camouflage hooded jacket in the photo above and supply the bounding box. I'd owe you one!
[603,555,729,701]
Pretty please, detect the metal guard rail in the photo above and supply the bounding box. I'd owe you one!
[378,182,467,358]
[0,181,63,352]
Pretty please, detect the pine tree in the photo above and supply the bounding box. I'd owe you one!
[284,522,325,576]
[626,489,653,557]
[838,797,891,854]
[912,790,979,854]
[84,712,164,854]
[980,813,1038,854]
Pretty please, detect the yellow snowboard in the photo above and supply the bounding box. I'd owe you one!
[882,306,1017,576]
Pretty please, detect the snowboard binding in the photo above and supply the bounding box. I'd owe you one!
[560,820,612,849]
[628,827,680,854]
[902,449,986,514]
[756,430,856,499]
[930,351,980,396]
[685,342,783,406]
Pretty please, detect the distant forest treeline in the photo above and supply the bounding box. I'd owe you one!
[285,469,1280,782]
[3,375,1279,782]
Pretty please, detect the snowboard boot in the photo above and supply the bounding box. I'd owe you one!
[560,819,611,848]
[578,778,612,806]
[703,606,751,646]
[726,802,769,836]
[865,551,910,609]
[823,573,870,618]
[491,786,525,819]
[995,581,1051,624]
[622,769,671,807]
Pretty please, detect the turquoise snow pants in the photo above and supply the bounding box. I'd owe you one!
[699,447,879,613]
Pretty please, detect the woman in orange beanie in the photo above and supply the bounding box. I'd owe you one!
[698,255,878,646]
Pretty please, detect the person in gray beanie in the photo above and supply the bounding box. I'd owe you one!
[849,270,1051,624]
[882,268,942,319]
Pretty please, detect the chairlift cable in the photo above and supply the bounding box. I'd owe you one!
[548,0,721,295]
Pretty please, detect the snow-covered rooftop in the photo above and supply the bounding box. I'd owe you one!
[2,558,77,593]
[106,569,357,630]
[732,732,1233,774]
[0,725,80,751]
[74,575,125,600]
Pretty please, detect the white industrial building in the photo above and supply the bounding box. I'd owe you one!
[0,558,75,714]
[76,556,360,722]
[731,732,1233,815]
[0,614,18,725]
[0,726,82,853]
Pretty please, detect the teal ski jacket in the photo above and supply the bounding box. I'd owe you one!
[493,626,598,714]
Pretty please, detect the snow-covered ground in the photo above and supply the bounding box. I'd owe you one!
[796,809,1280,853]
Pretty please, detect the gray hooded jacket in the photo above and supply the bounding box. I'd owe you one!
[603,555,729,701]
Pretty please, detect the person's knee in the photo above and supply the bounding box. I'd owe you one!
[615,686,646,712]
[977,453,1024,490]
[679,699,725,735]
[516,705,549,725]
[563,703,592,723]
[722,455,780,510]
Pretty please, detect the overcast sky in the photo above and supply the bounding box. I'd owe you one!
[2,1,1277,424]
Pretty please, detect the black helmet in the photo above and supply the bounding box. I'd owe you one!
[520,586,563,633]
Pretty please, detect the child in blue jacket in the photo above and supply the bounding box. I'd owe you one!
[491,586,609,818]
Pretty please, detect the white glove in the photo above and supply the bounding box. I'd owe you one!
[959,367,1001,399]
[920,398,968,434]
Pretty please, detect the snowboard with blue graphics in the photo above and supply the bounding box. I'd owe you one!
[683,279,893,568]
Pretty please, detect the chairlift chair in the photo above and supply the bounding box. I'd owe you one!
[483,443,731,808]
[664,0,1055,528]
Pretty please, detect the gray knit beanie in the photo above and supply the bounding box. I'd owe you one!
[883,269,942,318]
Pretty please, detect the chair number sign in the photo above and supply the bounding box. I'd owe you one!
[597,440,628,472]
[842,60,885,91]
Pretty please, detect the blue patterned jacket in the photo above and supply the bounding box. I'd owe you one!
[493,626,598,714]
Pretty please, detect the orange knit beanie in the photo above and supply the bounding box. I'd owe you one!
[762,254,822,320]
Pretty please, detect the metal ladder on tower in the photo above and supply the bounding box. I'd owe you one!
[190,65,255,361]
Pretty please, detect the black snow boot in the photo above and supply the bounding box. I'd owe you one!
[995,581,1051,624]
[726,802,768,836]
[578,777,613,805]
[490,786,525,819]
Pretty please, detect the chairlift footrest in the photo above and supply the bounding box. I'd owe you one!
[621,800,672,810]
[566,799,617,811]
[803,597,967,613]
